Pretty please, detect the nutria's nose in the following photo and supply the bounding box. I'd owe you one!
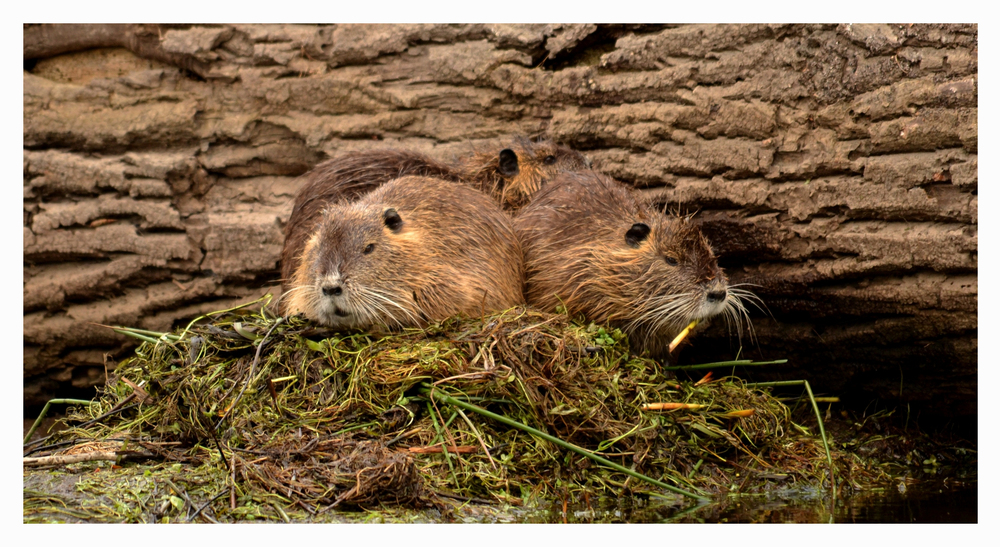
[706,290,727,303]
[322,285,343,297]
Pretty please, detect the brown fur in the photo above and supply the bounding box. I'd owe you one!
[280,139,587,289]
[280,149,460,286]
[456,137,589,211]
[514,170,743,357]
[282,176,524,330]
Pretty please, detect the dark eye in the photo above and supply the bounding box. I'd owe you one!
[543,155,556,165]
[664,255,679,266]
[363,244,375,254]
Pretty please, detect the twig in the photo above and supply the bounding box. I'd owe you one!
[187,489,228,523]
[120,377,151,401]
[408,445,478,454]
[26,437,122,456]
[23,450,156,467]
[230,453,237,510]
[641,402,705,411]
[23,451,118,466]
[668,319,699,353]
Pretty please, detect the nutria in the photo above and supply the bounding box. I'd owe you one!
[455,137,590,211]
[280,140,587,286]
[281,175,524,330]
[513,170,753,357]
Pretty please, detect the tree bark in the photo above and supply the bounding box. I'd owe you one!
[23,23,977,420]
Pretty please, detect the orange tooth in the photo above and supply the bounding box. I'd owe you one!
[669,320,700,353]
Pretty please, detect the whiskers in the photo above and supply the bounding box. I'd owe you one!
[273,284,319,316]
[352,287,422,330]
[620,283,766,353]
[623,291,701,339]
[276,283,422,330]
[717,284,766,346]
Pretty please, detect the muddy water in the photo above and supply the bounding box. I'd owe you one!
[831,485,977,523]
[513,483,977,523]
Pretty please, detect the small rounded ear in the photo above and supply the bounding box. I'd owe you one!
[383,208,403,232]
[625,223,651,248]
[498,149,520,177]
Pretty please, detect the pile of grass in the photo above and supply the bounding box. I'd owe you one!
[23,297,898,518]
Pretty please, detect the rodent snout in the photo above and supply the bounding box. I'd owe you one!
[322,285,344,297]
[706,289,727,304]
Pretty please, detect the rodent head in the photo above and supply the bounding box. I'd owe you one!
[279,149,464,288]
[610,214,730,331]
[289,202,420,329]
[517,171,743,356]
[463,138,590,210]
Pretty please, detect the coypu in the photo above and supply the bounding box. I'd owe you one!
[455,137,589,211]
[280,140,587,286]
[281,175,524,330]
[513,170,754,357]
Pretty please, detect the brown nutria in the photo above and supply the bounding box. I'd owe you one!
[281,175,524,329]
[280,140,587,287]
[513,170,754,357]
[280,149,461,286]
[456,136,590,211]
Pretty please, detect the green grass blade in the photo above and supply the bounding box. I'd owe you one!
[426,385,709,501]
[24,398,96,445]
[662,359,788,371]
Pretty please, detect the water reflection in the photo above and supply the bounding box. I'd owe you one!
[520,482,977,523]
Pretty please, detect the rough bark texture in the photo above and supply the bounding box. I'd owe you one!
[23,24,977,420]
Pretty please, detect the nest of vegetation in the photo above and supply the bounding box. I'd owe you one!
[24,298,906,520]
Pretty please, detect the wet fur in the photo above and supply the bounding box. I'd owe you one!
[456,137,589,211]
[280,149,460,286]
[282,176,524,330]
[280,140,587,288]
[514,170,753,357]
